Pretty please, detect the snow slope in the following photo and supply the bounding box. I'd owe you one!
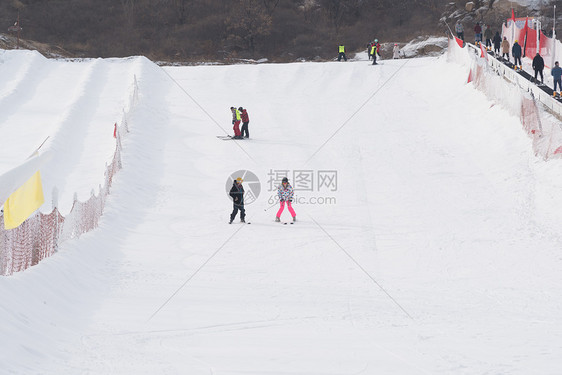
[1,50,562,374]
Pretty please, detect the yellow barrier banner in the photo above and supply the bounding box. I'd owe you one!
[3,171,44,229]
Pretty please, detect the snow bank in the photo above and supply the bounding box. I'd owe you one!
[448,38,562,161]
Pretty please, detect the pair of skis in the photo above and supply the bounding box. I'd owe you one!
[228,220,294,225]
[217,135,249,140]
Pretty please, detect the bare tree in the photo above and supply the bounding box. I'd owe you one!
[173,0,192,25]
[120,0,136,30]
[226,0,272,54]
[263,0,280,15]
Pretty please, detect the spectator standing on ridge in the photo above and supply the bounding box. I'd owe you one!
[512,40,522,71]
[484,25,493,50]
[229,177,246,224]
[474,22,482,44]
[338,44,347,61]
[239,107,250,138]
[493,32,502,56]
[393,44,400,59]
[275,177,296,223]
[501,37,510,60]
[532,53,545,84]
[231,106,242,139]
[455,20,464,41]
[551,61,562,98]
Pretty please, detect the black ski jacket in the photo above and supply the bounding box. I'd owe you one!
[533,55,545,71]
[512,43,522,58]
[229,182,244,205]
[493,33,502,48]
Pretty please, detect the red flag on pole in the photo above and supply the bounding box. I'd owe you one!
[480,42,488,61]
[455,36,464,48]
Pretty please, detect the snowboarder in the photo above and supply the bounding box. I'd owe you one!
[532,53,545,84]
[512,40,522,70]
[338,45,347,61]
[393,43,400,59]
[552,61,562,98]
[239,107,250,138]
[275,177,296,222]
[492,32,502,56]
[501,37,510,60]
[231,107,242,139]
[229,177,246,223]
[455,20,464,41]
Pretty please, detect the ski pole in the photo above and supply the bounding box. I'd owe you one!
[264,202,278,211]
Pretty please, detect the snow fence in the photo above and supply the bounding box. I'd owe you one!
[448,37,562,160]
[0,77,139,276]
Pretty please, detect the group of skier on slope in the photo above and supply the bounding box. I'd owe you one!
[229,176,296,224]
[337,40,402,64]
[230,106,250,139]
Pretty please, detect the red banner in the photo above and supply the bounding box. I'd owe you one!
[455,36,464,48]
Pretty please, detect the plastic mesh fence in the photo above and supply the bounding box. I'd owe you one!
[0,77,138,276]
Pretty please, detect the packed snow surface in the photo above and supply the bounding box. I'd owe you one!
[1,49,562,374]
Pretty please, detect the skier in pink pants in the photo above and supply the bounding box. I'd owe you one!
[276,177,296,222]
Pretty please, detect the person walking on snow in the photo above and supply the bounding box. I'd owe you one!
[493,31,502,56]
[231,106,242,139]
[532,53,545,84]
[275,177,296,222]
[239,107,250,138]
[393,44,400,59]
[338,45,347,61]
[229,177,246,223]
[501,37,510,60]
[512,40,522,70]
[551,61,562,98]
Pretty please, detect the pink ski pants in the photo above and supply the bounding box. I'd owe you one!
[277,200,296,218]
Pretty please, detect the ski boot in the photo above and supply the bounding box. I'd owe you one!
[241,218,245,223]
[275,216,280,222]
[293,216,297,222]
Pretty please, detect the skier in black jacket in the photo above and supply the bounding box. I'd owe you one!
[532,53,545,84]
[512,40,522,70]
[229,177,245,223]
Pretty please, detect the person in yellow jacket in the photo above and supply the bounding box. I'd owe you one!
[230,106,242,139]
[371,40,381,65]
[338,44,347,61]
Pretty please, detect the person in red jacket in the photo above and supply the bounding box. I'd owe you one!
[474,22,482,44]
[239,107,250,138]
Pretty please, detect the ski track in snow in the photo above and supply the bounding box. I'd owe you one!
[1,49,562,374]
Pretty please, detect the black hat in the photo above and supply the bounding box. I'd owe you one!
[282,177,289,183]
[238,107,243,111]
